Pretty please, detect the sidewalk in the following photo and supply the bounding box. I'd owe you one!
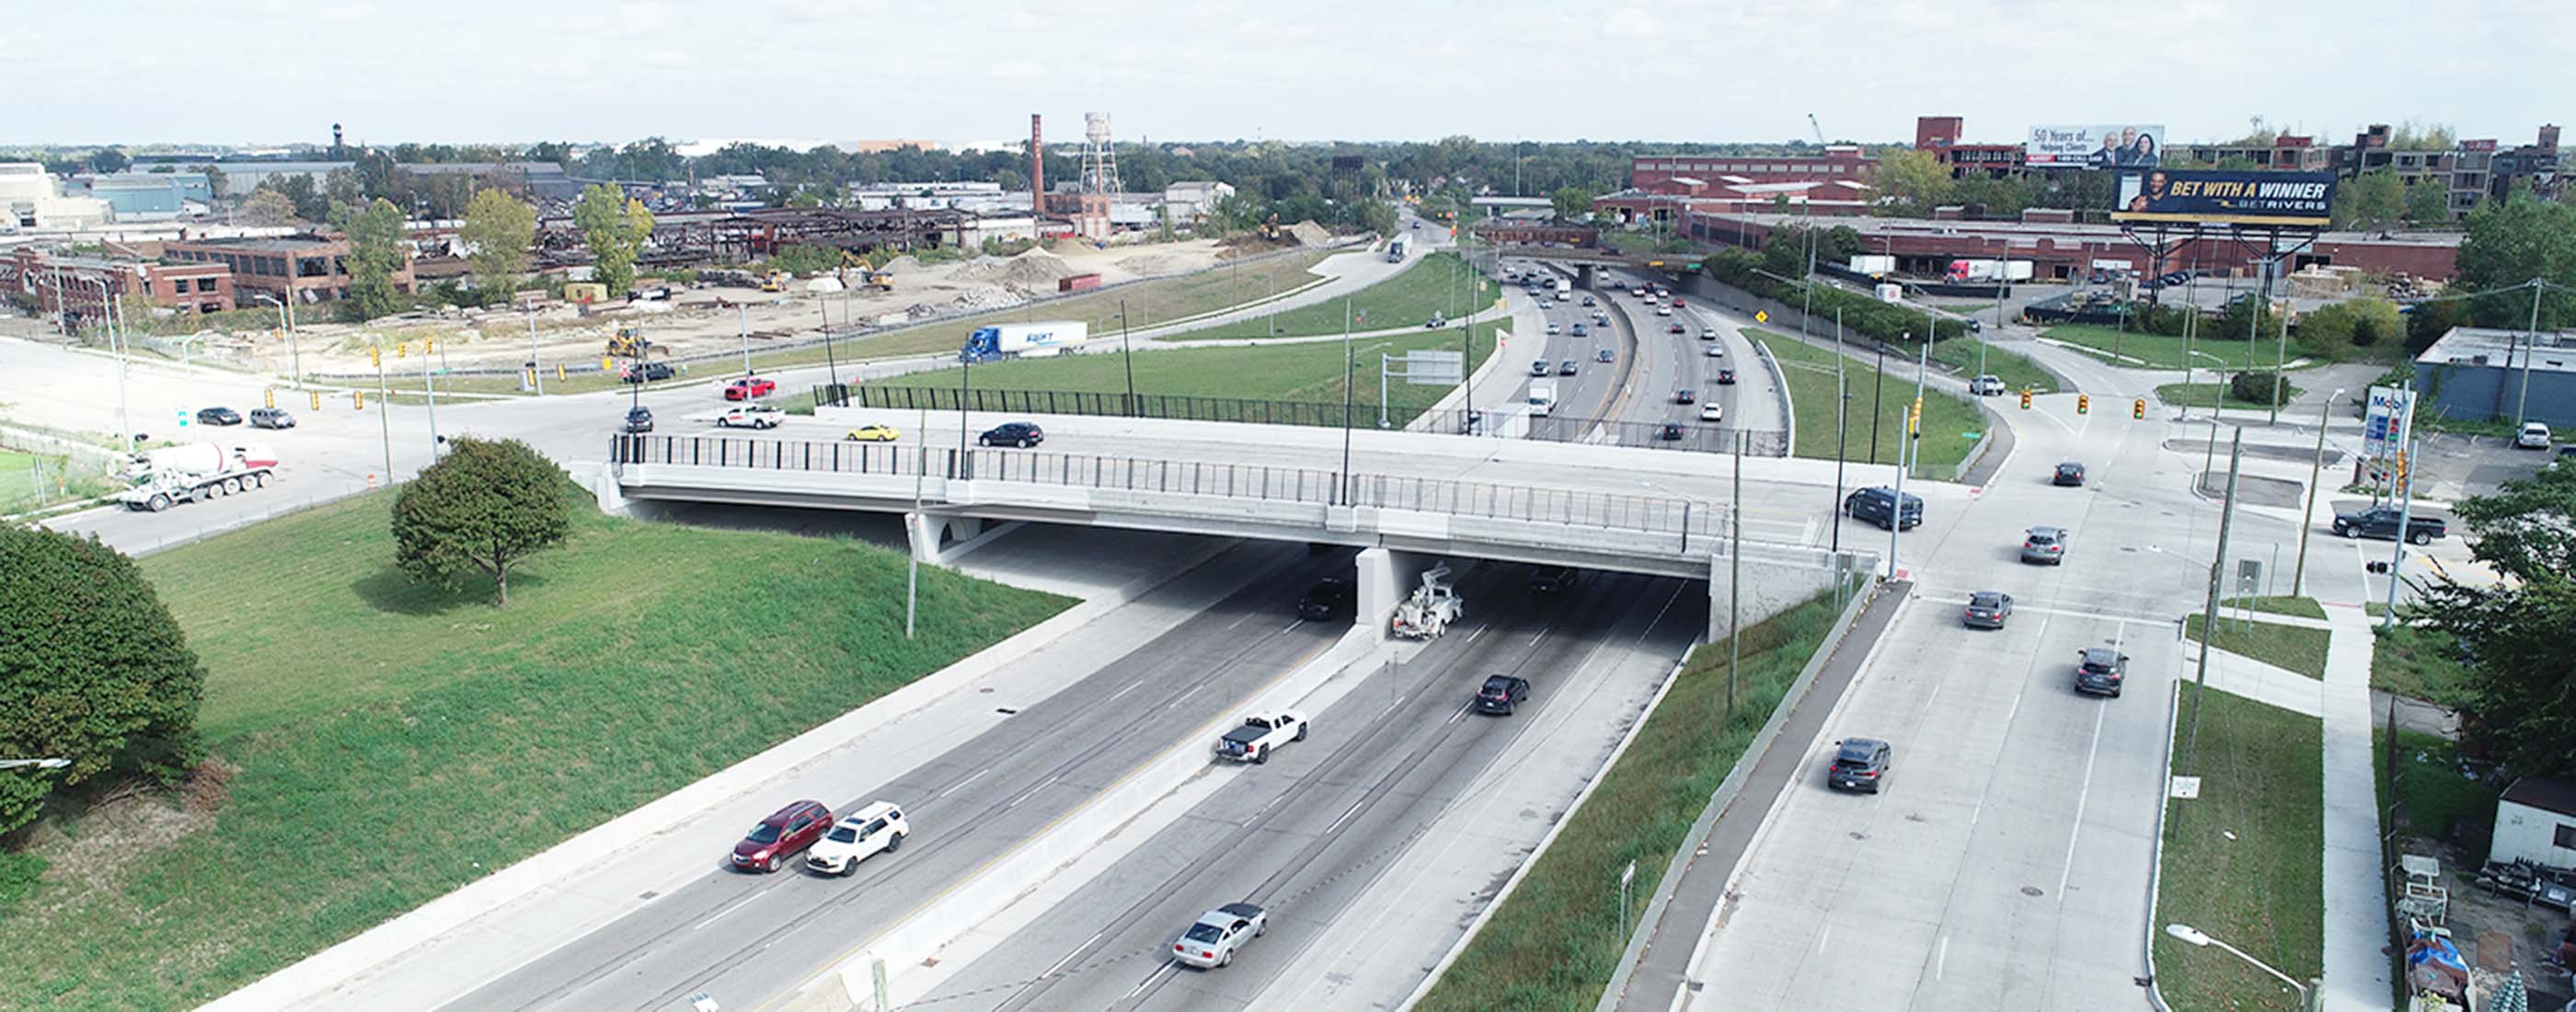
[2317,603,2395,1010]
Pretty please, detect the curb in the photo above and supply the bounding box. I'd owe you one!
[2143,674,2185,1011]
[198,535,1236,1012]
[1751,333,1793,456]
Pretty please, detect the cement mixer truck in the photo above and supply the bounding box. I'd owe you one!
[120,442,281,512]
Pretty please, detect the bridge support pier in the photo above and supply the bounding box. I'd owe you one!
[1575,263,1596,291]
[903,512,986,566]
[1708,548,1856,644]
[1355,546,1441,638]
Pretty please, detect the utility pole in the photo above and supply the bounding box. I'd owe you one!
[2291,387,2344,598]
[820,297,840,388]
[526,303,544,395]
[1869,344,1886,464]
[1730,430,1743,712]
[737,303,752,377]
[2517,278,2543,426]
[1120,298,1137,416]
[374,345,394,485]
[2186,428,2245,765]
[1833,308,1847,555]
[422,339,441,454]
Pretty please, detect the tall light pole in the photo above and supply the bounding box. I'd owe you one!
[2516,277,2544,426]
[737,303,753,379]
[1119,298,1137,416]
[1832,308,1847,554]
[2186,429,2245,763]
[254,293,299,386]
[1340,294,1355,503]
[0,758,70,771]
[83,278,132,453]
[2290,387,2345,598]
[2163,924,2317,1012]
[524,302,544,395]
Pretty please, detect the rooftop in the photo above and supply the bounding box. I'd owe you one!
[2420,327,2576,375]
[171,235,343,252]
[2499,776,2576,817]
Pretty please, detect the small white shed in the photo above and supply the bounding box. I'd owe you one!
[2489,776,2576,868]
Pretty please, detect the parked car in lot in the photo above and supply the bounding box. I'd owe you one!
[1844,486,1923,530]
[1174,903,1268,969]
[977,421,1044,448]
[1715,368,1737,385]
[2332,505,2445,544]
[1962,591,2013,629]
[2074,647,2128,697]
[1298,577,1355,621]
[845,423,901,442]
[2517,421,2553,449]
[2020,525,2070,565]
[724,376,777,400]
[247,408,296,429]
[1475,674,1531,715]
[1827,738,1892,793]
[2053,461,2087,486]
[623,406,655,433]
[804,801,908,876]
[731,799,832,873]
[719,405,784,429]
[1968,374,2007,397]
[195,406,242,426]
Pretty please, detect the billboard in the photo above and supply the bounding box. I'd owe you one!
[2027,124,2168,168]
[2112,169,2337,227]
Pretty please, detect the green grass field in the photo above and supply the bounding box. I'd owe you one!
[2155,381,2305,412]
[2046,324,2317,372]
[872,321,1502,426]
[1751,329,1987,474]
[2371,623,2472,708]
[0,480,1071,1011]
[0,450,36,512]
[431,249,1336,397]
[2220,595,2328,620]
[1926,337,2060,395]
[1418,584,1852,1012]
[2156,685,2324,1012]
[1168,252,1498,341]
[2185,615,2332,680]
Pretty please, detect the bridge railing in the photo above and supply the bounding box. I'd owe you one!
[610,434,1704,538]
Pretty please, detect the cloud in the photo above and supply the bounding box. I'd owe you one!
[1603,7,1662,39]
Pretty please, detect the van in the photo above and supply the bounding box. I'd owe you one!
[247,408,296,429]
[1844,486,1924,531]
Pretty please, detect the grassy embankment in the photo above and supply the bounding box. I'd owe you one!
[0,480,1071,1011]
[2155,684,2325,1012]
[1172,251,1497,341]
[1750,329,1986,474]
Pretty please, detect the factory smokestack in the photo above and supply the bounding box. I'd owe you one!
[1029,114,1044,216]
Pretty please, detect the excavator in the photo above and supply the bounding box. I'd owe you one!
[605,325,655,357]
[837,250,895,293]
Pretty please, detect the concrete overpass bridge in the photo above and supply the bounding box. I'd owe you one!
[1492,244,1704,288]
[600,425,1869,638]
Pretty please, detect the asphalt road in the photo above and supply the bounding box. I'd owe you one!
[437,542,1356,1012]
[915,567,1701,1012]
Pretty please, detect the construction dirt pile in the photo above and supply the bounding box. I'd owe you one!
[1286,220,1333,247]
[877,254,923,275]
[950,248,1076,288]
[1113,253,1173,276]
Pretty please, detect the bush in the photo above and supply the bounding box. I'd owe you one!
[0,527,206,837]
[2230,370,2294,407]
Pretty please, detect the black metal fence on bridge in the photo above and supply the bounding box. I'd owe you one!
[609,433,1707,540]
[811,384,1787,457]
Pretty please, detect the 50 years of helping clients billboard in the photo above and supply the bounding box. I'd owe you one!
[2027,124,2168,168]
[2112,169,2337,226]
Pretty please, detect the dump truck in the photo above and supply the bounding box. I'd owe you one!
[1389,564,1463,639]
[120,443,280,512]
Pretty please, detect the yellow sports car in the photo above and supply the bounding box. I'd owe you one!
[845,424,902,443]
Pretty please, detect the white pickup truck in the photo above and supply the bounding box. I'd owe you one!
[1213,711,1308,764]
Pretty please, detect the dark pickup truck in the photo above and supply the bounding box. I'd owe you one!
[2332,506,2446,545]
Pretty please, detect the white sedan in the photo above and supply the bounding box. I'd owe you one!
[1656,306,1673,316]
[1700,402,1725,422]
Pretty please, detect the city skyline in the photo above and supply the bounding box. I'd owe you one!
[6,0,2570,150]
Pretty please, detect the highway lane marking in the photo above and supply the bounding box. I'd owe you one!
[1466,624,1489,644]
[692,892,765,931]
[2058,623,2122,897]
[1324,796,1369,835]
[1104,678,1146,704]
[1444,701,1472,725]
[1813,926,1832,955]
[1124,960,1179,999]
[937,768,990,799]
[1936,934,1949,981]
[1005,774,1064,811]
[1915,594,2169,627]
[1039,928,1107,980]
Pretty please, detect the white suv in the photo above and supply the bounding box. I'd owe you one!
[2516,421,2553,449]
[804,800,909,876]
[1968,374,2007,397]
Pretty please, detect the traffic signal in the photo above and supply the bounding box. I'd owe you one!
[1907,398,1923,437]
[424,338,436,354]
[2394,451,2409,490]
[263,387,275,408]
[397,342,408,359]
[308,390,321,410]
[353,389,365,409]
[2133,397,2146,420]
[2077,394,2090,414]
[369,346,382,368]
[2019,388,2032,410]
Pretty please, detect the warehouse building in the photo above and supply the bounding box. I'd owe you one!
[2415,326,2576,428]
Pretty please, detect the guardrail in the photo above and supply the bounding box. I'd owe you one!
[812,384,1788,457]
[609,433,1706,538]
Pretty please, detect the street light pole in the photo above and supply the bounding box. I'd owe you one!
[255,293,300,387]
[85,278,132,454]
[525,303,544,395]
[2186,429,2245,765]
[2290,387,2345,598]
[1833,307,1847,555]
[2517,277,2543,425]
[2163,924,2317,1011]
[737,303,752,379]
[1340,294,1355,504]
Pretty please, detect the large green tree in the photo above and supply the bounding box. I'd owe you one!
[573,184,656,298]
[1549,185,1593,221]
[390,438,571,606]
[1867,148,1952,216]
[328,197,408,320]
[460,189,536,298]
[2454,191,2576,329]
[2421,464,2576,776]
[0,527,205,836]
[2402,179,2452,225]
[2333,172,2405,231]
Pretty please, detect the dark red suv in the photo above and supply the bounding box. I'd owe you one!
[730,799,832,872]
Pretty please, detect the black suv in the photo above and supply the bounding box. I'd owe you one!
[2053,461,2087,487]
[1298,578,1354,621]
[1827,738,1892,793]
[977,421,1045,448]
[1844,487,1924,531]
[623,406,655,433]
[2331,506,2445,545]
[1474,675,1530,716]
[622,362,675,383]
[2075,648,2129,697]
[1529,566,1579,594]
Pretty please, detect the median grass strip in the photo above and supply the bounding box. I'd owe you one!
[2156,684,2323,1012]
[431,249,1335,396]
[2184,614,2332,681]
[2156,381,2305,412]
[873,321,1502,427]
[2220,594,2328,620]
[1167,252,1497,341]
[2046,323,2319,372]
[1417,585,1849,1012]
[1750,328,1986,473]
[0,479,1071,1011]
[2370,622,2473,709]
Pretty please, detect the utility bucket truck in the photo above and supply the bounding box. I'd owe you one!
[1389,564,1463,639]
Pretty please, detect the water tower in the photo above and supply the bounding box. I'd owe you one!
[1077,112,1119,240]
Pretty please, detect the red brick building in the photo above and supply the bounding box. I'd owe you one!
[163,234,414,304]
[1685,212,2461,282]
[4,247,236,321]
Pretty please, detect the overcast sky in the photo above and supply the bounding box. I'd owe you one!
[9,0,2570,151]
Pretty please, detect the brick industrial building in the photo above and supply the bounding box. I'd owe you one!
[3,247,236,321]
[162,234,414,304]
[1683,212,2462,282]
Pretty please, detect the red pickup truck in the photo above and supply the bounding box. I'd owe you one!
[724,376,777,401]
